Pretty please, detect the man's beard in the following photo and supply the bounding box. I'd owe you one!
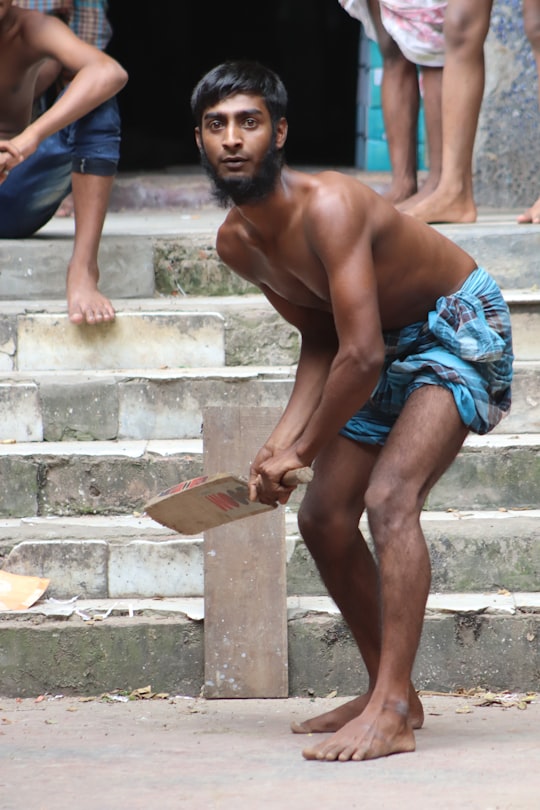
[200,141,283,208]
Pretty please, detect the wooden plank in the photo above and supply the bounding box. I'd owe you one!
[203,407,288,698]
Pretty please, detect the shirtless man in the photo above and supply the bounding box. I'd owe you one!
[0,1,127,324]
[191,61,513,762]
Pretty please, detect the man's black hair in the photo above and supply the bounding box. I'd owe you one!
[191,60,288,128]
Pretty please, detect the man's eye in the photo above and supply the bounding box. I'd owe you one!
[244,118,257,128]
[209,120,223,130]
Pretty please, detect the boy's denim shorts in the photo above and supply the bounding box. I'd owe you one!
[0,94,121,238]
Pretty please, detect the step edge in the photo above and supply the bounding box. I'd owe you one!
[2,592,539,623]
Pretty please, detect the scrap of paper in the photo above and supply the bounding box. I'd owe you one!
[0,570,50,610]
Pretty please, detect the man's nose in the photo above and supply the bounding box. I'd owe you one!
[222,122,242,148]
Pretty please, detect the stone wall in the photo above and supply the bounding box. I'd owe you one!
[475,0,540,206]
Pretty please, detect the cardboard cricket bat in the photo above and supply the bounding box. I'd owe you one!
[144,467,313,535]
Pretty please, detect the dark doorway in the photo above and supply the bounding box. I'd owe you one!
[106,1,360,170]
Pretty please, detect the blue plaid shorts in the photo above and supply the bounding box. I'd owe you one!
[340,267,514,446]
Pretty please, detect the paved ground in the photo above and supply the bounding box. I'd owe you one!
[2,693,539,809]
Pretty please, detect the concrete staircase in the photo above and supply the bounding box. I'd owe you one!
[1,179,539,699]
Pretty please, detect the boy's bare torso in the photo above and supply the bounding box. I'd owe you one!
[217,168,477,332]
[0,7,50,138]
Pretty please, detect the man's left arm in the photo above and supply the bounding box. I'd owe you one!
[255,187,386,495]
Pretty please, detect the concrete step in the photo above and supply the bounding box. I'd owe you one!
[0,310,226,372]
[0,592,538,697]
[0,297,300,372]
[0,359,537,443]
[0,433,539,516]
[0,439,203,519]
[0,291,537,373]
[0,210,225,301]
[2,210,540,298]
[434,216,540,289]
[0,367,295,442]
[154,225,540,298]
[1,510,539,600]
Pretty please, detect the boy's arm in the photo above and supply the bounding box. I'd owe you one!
[8,12,127,161]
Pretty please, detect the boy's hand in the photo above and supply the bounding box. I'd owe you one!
[0,141,23,183]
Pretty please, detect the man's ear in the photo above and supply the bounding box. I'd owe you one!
[195,127,202,152]
[275,118,288,150]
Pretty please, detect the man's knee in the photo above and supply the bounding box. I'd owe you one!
[443,2,492,51]
[364,477,421,541]
[298,499,357,559]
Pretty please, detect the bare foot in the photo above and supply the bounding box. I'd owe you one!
[397,176,441,212]
[67,263,115,326]
[302,700,416,762]
[381,179,418,205]
[404,188,477,224]
[517,197,540,224]
[291,685,424,734]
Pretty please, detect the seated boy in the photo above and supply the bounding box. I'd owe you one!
[0,1,127,324]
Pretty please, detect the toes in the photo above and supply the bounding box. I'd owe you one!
[301,746,322,761]
[69,310,84,325]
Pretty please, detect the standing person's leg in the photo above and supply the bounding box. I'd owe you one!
[398,65,443,209]
[367,0,420,203]
[405,0,493,223]
[291,435,424,736]
[66,95,121,325]
[517,0,540,223]
[302,385,469,761]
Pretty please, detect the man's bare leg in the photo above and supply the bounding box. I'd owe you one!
[302,386,469,761]
[367,0,419,203]
[291,434,424,737]
[405,0,493,223]
[518,0,540,223]
[67,172,116,325]
[398,66,443,210]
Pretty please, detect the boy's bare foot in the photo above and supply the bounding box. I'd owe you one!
[301,700,416,762]
[403,188,477,224]
[67,263,115,325]
[517,197,540,224]
[291,685,424,734]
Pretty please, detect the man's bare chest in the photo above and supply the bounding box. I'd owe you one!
[246,236,331,308]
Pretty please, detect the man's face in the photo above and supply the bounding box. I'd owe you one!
[195,93,287,207]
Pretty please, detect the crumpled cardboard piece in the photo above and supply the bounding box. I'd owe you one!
[0,570,50,610]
